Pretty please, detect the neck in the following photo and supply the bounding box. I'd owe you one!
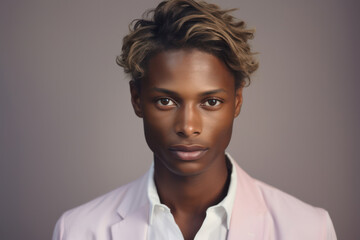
[153,153,230,215]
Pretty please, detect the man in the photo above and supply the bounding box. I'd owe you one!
[52,0,337,239]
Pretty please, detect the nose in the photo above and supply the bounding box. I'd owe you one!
[174,103,202,137]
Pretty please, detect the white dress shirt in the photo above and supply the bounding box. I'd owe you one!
[146,159,237,240]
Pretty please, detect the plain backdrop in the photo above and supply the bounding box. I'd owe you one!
[1,0,359,239]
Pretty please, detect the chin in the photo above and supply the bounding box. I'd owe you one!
[158,154,213,177]
[170,163,207,177]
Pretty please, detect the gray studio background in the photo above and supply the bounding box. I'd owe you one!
[1,0,359,239]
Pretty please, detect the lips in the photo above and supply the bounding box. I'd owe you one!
[169,145,208,161]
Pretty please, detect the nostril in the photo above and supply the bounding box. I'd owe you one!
[176,131,185,137]
[176,129,200,137]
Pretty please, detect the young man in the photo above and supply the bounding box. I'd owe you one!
[53,0,337,239]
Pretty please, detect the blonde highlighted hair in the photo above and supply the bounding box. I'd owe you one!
[117,0,258,88]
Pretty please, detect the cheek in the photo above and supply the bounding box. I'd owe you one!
[208,118,234,137]
[142,111,173,149]
[205,109,235,145]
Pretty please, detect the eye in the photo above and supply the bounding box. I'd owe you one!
[203,99,222,107]
[156,98,176,106]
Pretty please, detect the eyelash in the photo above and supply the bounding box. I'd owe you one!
[202,98,222,107]
[156,98,176,107]
[155,97,223,109]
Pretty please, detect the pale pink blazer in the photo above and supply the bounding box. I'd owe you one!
[52,157,337,240]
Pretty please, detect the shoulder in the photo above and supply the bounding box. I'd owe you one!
[254,180,336,239]
[255,179,325,219]
[229,155,336,239]
[52,173,149,240]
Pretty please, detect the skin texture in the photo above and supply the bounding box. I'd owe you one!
[130,49,243,240]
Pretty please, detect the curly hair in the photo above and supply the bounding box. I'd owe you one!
[117,0,258,89]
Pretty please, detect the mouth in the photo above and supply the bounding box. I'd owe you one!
[169,145,208,161]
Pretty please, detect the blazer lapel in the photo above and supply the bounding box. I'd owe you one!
[111,203,149,240]
[111,169,151,240]
[227,156,275,240]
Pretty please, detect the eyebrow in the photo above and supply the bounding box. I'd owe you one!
[151,87,227,96]
[151,87,178,96]
[200,89,227,96]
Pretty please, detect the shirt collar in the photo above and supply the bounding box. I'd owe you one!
[147,163,163,225]
[146,153,237,229]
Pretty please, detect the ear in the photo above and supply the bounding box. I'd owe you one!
[129,80,143,118]
[234,87,243,118]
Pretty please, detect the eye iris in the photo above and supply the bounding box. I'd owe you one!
[208,99,217,106]
[160,98,170,105]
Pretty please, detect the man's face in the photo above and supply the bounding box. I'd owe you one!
[130,49,243,176]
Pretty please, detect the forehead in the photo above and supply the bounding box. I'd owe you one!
[144,49,235,91]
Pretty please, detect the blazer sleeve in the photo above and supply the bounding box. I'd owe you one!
[52,214,65,240]
[325,211,337,240]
